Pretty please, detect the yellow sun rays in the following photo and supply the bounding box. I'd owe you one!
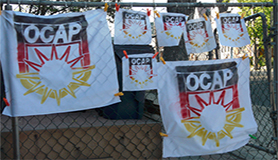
[188,30,209,48]
[16,45,95,106]
[181,91,245,147]
[17,65,94,106]
[164,31,181,40]
[129,65,154,88]
[123,21,147,39]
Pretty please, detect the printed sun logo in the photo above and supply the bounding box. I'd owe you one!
[222,24,244,42]
[188,29,209,48]
[164,31,181,40]
[163,24,184,40]
[16,45,95,105]
[181,90,245,147]
[123,20,147,39]
[130,65,154,88]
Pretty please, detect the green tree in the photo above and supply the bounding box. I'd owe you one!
[237,0,273,69]
[237,0,272,47]
[16,0,119,23]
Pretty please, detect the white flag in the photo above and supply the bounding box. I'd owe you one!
[114,9,152,45]
[122,54,158,91]
[155,12,187,47]
[185,17,216,54]
[215,13,250,47]
[157,58,257,157]
[0,10,121,117]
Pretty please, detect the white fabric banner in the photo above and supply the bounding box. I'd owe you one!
[215,13,250,47]
[184,17,216,54]
[157,58,257,157]
[122,53,158,91]
[114,9,152,45]
[155,12,187,47]
[1,10,121,117]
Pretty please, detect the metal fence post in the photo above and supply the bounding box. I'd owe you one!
[274,0,278,158]
[11,117,20,160]
[4,3,20,160]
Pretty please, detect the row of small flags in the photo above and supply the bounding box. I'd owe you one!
[110,7,255,158]
[114,8,250,54]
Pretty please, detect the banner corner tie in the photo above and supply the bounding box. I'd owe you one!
[114,92,124,96]
[3,98,10,106]
[154,10,160,18]
[242,54,248,60]
[160,132,168,137]
[123,50,129,59]
[249,134,257,140]
[104,3,108,12]
[160,57,166,64]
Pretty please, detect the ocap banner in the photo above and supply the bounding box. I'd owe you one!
[122,53,158,91]
[215,13,250,47]
[155,12,187,47]
[157,58,257,157]
[1,10,121,117]
[185,17,216,54]
[114,9,152,45]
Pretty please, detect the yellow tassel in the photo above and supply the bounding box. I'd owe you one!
[114,92,124,96]
[216,12,219,19]
[160,57,166,65]
[104,3,108,12]
[154,10,160,18]
[203,13,208,21]
[159,132,168,137]
[242,54,248,60]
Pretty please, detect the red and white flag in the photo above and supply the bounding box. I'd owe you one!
[0,10,120,117]
[122,54,158,91]
[215,13,250,47]
[155,12,187,47]
[184,17,216,54]
[157,58,257,157]
[114,9,152,45]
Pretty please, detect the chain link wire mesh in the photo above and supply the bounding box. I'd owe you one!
[0,2,277,159]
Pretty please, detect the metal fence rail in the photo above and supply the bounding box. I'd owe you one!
[0,1,277,159]
[0,0,276,7]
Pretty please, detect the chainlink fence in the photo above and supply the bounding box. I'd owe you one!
[1,1,278,159]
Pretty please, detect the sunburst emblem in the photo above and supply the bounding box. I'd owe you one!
[188,29,209,48]
[164,31,182,40]
[123,19,147,39]
[16,45,95,106]
[129,65,155,88]
[222,23,244,42]
[181,90,245,147]
[163,22,185,40]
